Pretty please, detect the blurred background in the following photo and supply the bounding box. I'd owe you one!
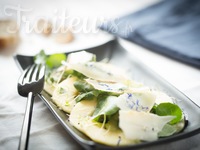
[1,0,199,102]
[0,0,159,55]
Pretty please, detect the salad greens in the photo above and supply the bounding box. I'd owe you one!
[34,50,66,69]
[158,124,177,137]
[34,50,47,64]
[92,94,119,122]
[75,91,99,102]
[74,80,94,92]
[155,102,183,125]
[46,53,66,68]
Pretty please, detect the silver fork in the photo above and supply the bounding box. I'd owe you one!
[17,64,45,150]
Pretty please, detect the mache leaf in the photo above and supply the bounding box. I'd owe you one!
[46,53,67,68]
[34,50,47,64]
[92,94,119,122]
[75,91,99,102]
[156,103,182,125]
[158,123,177,137]
[74,80,94,92]
[34,50,67,69]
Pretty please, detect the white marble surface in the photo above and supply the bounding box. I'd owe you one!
[0,0,200,150]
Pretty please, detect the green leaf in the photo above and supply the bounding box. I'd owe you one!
[46,53,67,68]
[34,50,47,64]
[150,105,157,114]
[92,94,119,122]
[104,112,120,131]
[59,87,66,94]
[75,91,99,102]
[156,103,182,125]
[74,80,94,92]
[71,70,86,79]
[158,124,177,137]
[34,50,67,69]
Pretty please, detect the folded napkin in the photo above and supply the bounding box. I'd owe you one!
[100,0,200,68]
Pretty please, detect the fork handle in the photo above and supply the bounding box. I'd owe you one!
[18,92,34,150]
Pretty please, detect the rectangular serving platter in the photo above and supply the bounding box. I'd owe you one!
[14,39,200,150]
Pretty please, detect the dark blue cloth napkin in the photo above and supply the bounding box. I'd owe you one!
[100,0,200,68]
